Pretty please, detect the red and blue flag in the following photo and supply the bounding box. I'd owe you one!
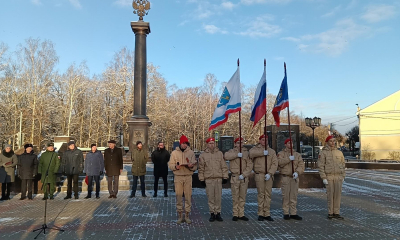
[272,62,289,127]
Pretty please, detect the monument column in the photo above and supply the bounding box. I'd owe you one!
[127,1,152,152]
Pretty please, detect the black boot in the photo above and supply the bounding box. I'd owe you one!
[258,216,264,221]
[290,215,302,220]
[215,213,223,222]
[328,214,334,219]
[209,213,216,222]
[333,214,344,220]
[264,216,274,221]
[153,192,157,197]
[283,215,290,220]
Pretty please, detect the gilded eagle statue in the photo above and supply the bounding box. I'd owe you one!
[132,0,151,21]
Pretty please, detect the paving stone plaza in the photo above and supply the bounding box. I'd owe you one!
[1,169,399,240]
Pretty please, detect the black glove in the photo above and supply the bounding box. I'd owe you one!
[222,179,228,184]
[201,181,206,187]
[100,171,103,175]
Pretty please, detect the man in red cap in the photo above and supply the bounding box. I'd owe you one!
[318,135,345,220]
[249,134,278,221]
[224,137,253,221]
[168,135,197,224]
[199,137,229,222]
[277,138,304,220]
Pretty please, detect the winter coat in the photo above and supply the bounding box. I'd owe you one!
[84,150,104,176]
[131,148,148,176]
[277,148,305,176]
[104,147,123,176]
[38,150,60,184]
[318,146,346,180]
[224,147,253,177]
[151,148,170,177]
[198,147,229,181]
[168,146,197,176]
[17,151,38,179]
[249,144,278,176]
[0,150,18,183]
[62,147,84,175]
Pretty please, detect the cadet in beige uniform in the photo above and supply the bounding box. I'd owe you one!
[277,138,305,220]
[199,138,229,222]
[168,135,197,224]
[249,134,278,221]
[224,137,253,221]
[318,136,345,220]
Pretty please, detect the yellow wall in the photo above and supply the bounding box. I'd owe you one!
[359,90,400,160]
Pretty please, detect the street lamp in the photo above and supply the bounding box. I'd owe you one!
[305,117,321,159]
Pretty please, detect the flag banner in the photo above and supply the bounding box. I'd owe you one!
[209,67,241,131]
[250,66,266,127]
[272,63,289,127]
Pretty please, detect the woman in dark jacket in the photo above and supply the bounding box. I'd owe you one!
[0,144,18,200]
[17,143,38,200]
[84,144,104,199]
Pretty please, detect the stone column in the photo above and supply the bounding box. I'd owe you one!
[127,21,152,152]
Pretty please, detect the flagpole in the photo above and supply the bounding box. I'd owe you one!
[237,58,242,175]
[285,62,295,175]
[263,59,268,175]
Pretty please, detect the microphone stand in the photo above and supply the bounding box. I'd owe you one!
[33,152,64,239]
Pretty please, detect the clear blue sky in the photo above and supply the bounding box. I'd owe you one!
[1,0,399,134]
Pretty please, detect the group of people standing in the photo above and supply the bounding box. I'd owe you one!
[167,134,345,224]
[0,134,346,224]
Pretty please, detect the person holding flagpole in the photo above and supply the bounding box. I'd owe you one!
[278,138,304,220]
[224,137,252,221]
[250,135,278,221]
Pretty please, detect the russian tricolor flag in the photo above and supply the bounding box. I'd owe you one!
[250,64,267,127]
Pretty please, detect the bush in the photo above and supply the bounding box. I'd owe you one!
[387,151,400,161]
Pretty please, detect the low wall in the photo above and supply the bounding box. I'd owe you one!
[346,162,400,170]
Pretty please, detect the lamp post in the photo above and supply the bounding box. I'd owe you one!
[305,117,321,159]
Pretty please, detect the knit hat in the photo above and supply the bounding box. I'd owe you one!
[24,143,34,149]
[47,143,54,147]
[4,144,11,148]
[68,141,75,146]
[179,135,189,144]
[325,136,334,142]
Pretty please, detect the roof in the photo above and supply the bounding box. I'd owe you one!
[360,89,400,113]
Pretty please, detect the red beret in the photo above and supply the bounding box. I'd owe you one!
[259,134,266,140]
[325,135,334,142]
[206,138,215,143]
[284,138,292,144]
[234,137,243,143]
[180,135,189,144]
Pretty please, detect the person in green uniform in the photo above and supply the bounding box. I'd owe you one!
[38,143,60,200]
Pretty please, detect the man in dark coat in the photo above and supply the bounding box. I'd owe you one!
[84,144,104,199]
[0,144,17,200]
[17,143,38,200]
[151,141,170,197]
[62,141,84,199]
[38,143,60,200]
[104,140,123,198]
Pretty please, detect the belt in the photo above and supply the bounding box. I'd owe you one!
[282,174,293,178]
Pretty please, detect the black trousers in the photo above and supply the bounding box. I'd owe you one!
[154,175,168,194]
[1,182,11,198]
[66,174,79,197]
[132,175,145,195]
[21,179,33,198]
[87,175,100,197]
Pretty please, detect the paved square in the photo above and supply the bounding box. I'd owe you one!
[1,169,399,239]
